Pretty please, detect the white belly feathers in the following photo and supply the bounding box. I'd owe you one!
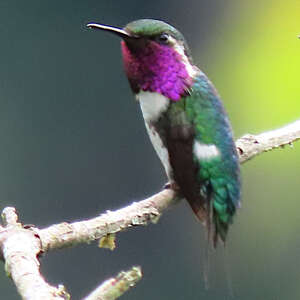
[137,91,172,178]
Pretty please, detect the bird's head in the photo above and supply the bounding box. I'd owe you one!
[87,19,198,101]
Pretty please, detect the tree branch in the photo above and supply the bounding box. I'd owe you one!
[1,119,300,299]
[37,119,300,252]
[0,208,69,300]
[37,189,178,252]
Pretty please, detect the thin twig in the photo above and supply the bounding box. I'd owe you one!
[82,266,142,300]
[236,119,300,163]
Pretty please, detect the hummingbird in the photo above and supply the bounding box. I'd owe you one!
[87,19,241,246]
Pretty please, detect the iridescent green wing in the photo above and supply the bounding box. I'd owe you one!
[185,73,241,243]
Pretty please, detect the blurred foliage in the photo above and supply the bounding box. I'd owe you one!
[206,0,300,133]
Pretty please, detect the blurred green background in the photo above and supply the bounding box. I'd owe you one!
[0,0,299,299]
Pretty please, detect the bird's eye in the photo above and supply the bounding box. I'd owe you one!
[156,33,170,44]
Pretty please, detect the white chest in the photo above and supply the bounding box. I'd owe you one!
[137,91,170,123]
[137,91,172,179]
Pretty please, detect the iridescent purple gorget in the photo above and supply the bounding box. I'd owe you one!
[121,40,194,101]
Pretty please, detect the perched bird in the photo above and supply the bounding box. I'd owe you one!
[87,19,241,246]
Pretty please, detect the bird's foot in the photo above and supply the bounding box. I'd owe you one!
[163,181,180,191]
[163,182,171,189]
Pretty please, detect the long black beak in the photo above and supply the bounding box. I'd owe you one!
[86,22,137,39]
